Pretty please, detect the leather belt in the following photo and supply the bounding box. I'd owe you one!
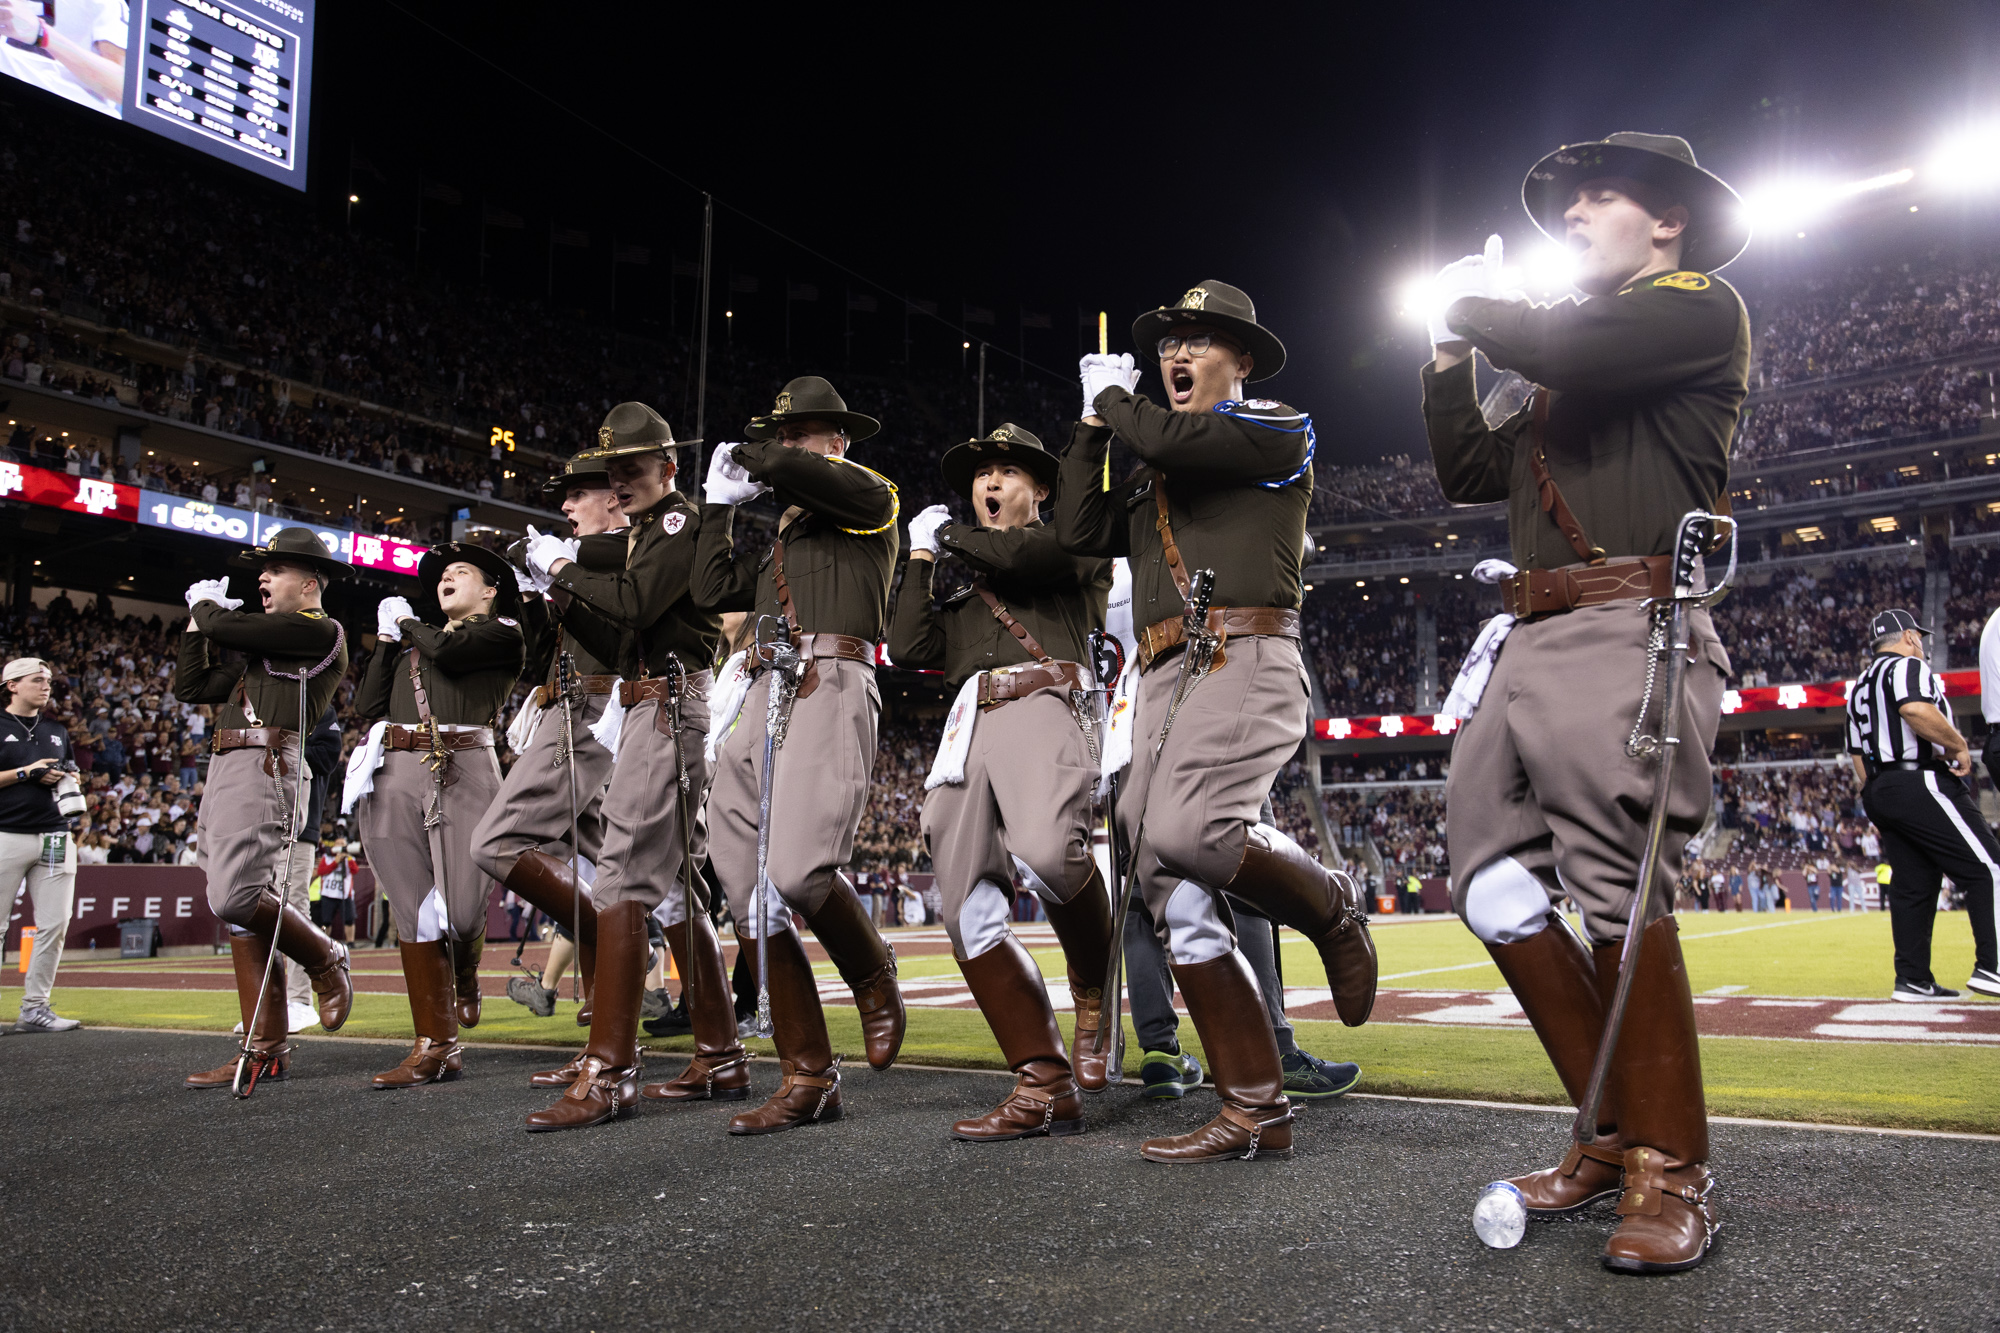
[753,632,876,670]
[620,676,685,707]
[384,724,494,752]
[1864,759,1934,777]
[977,660,1085,711]
[212,727,293,753]
[1500,556,1670,620]
[533,675,617,709]
[1138,607,1299,674]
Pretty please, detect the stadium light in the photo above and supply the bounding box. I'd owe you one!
[1741,168,1915,232]
[1930,120,2000,191]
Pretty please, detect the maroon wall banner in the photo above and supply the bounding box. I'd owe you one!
[4,864,383,952]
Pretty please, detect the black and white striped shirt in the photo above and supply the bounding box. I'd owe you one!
[1847,652,1948,764]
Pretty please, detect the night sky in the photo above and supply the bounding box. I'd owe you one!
[325,1,1999,462]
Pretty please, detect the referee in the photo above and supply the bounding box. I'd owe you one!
[1846,609,2000,1001]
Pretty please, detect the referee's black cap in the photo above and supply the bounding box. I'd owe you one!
[1870,608,1932,639]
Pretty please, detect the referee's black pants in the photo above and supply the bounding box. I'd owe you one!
[1860,768,2000,987]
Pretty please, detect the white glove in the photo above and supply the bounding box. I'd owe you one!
[523,525,578,580]
[704,443,767,506]
[375,596,414,641]
[1427,234,1505,347]
[907,504,951,555]
[1080,352,1141,417]
[183,578,238,610]
[514,565,549,597]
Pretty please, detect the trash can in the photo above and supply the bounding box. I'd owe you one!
[119,918,160,959]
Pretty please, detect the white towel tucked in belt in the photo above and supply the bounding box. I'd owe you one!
[1096,667,1138,795]
[586,677,627,760]
[505,695,543,754]
[1440,560,1521,720]
[705,650,753,766]
[340,720,389,816]
[924,673,984,791]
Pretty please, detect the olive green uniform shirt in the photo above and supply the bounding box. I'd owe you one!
[526,531,630,685]
[354,612,525,727]
[175,604,349,730]
[1425,270,1750,570]
[548,493,719,678]
[888,521,1112,690]
[693,439,900,640]
[1055,390,1313,630]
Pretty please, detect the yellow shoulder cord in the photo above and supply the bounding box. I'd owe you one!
[825,456,901,535]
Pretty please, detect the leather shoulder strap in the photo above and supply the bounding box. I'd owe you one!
[1527,389,1605,565]
[1152,475,1193,599]
[407,645,435,726]
[972,578,1052,663]
[772,535,802,634]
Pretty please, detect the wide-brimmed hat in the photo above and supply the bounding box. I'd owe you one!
[418,541,521,621]
[743,376,881,443]
[542,447,614,497]
[230,526,346,583]
[1130,279,1285,382]
[585,402,698,461]
[1523,132,1749,274]
[940,423,1058,499]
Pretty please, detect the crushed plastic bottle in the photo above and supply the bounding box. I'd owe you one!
[1472,1180,1527,1249]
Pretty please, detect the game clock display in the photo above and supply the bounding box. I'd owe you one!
[0,0,312,190]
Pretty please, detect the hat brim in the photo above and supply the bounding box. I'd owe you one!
[543,466,612,497]
[585,438,701,462]
[940,440,1059,500]
[1128,309,1286,383]
[229,545,347,583]
[419,544,522,620]
[1523,143,1749,274]
[743,412,881,444]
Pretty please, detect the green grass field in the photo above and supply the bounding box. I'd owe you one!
[17,911,1997,1135]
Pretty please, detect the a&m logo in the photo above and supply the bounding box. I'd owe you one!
[76,478,120,515]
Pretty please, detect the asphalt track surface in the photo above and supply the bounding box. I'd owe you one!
[4,1031,1995,1333]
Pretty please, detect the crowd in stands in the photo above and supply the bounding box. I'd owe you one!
[850,713,936,878]
[1733,365,1994,461]
[1751,256,2000,387]
[1303,590,1421,716]
[1709,561,1930,686]
[1713,761,1869,864]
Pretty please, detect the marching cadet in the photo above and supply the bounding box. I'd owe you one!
[890,424,1115,1139]
[1056,281,1377,1163]
[176,527,353,1089]
[471,449,631,1077]
[693,375,908,1134]
[354,542,525,1088]
[1422,133,1750,1272]
[521,403,729,1132]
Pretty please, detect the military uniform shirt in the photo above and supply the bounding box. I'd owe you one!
[694,438,900,640]
[354,612,525,727]
[175,603,349,730]
[1055,389,1312,631]
[888,520,1111,689]
[1424,270,1750,570]
[548,492,719,678]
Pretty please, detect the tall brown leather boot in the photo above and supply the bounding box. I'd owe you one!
[643,911,751,1102]
[186,935,290,1088]
[951,935,1083,1140]
[1598,917,1718,1274]
[452,930,485,1028]
[1141,952,1294,1163]
[1487,919,1626,1213]
[373,942,464,1089]
[501,849,600,947]
[525,901,645,1132]
[728,929,842,1135]
[575,935,595,1027]
[802,873,904,1070]
[1042,866,1115,1093]
[256,893,353,1031]
[1224,828,1376,1026]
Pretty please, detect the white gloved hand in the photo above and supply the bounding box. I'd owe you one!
[907,504,951,555]
[523,525,578,580]
[1079,352,1141,418]
[1428,234,1506,347]
[704,443,767,506]
[375,596,414,641]
[184,578,231,609]
[514,565,549,597]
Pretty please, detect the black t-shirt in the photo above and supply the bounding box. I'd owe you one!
[0,710,73,834]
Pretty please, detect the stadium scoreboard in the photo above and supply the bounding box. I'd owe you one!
[0,0,314,191]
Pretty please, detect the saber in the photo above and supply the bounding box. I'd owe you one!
[1087,628,1127,1073]
[555,650,584,1004]
[1098,311,1110,492]
[1573,511,1737,1143]
[1096,569,1216,1058]
[750,615,803,1039]
[658,653,698,944]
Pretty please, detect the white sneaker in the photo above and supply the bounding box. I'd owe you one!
[1965,968,2000,999]
[13,1002,82,1032]
[287,1000,321,1032]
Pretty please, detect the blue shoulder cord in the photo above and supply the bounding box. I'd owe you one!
[1210,401,1315,489]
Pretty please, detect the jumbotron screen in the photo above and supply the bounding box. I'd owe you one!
[0,0,313,190]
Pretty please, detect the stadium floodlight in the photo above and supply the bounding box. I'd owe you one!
[1930,120,2000,191]
[1741,167,1915,232]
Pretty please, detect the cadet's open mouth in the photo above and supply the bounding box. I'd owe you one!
[984,496,1001,518]
[1171,367,1195,401]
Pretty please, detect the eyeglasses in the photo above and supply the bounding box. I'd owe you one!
[1156,333,1239,360]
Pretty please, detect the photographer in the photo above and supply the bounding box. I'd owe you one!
[0,657,84,1033]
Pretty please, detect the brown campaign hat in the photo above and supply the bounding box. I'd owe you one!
[1130,279,1286,382]
[585,402,699,461]
[542,446,614,497]
[940,423,1058,499]
[1523,132,1749,273]
[230,525,346,583]
[417,541,521,622]
[743,376,881,443]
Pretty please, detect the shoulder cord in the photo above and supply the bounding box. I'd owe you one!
[822,456,901,535]
[1208,401,1316,490]
[240,620,347,726]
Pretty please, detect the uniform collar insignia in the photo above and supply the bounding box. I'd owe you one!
[463,613,489,624]
[299,609,326,619]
